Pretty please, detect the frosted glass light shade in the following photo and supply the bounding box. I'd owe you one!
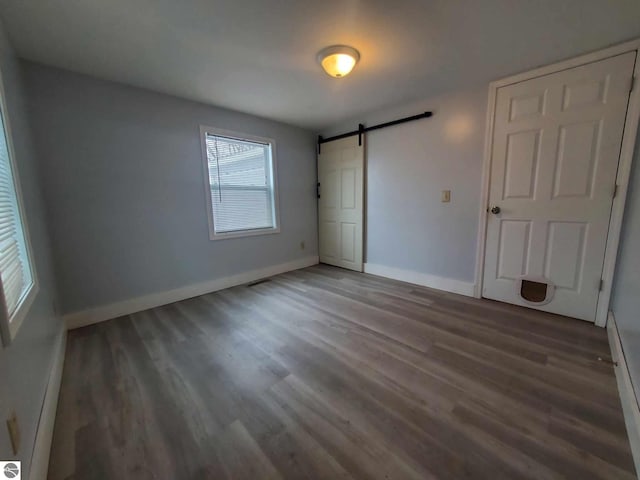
[317,45,360,78]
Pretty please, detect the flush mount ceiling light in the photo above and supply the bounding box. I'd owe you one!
[317,45,360,78]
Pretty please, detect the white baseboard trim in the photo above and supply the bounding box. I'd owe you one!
[29,330,66,480]
[363,263,475,297]
[607,311,640,475]
[64,256,319,330]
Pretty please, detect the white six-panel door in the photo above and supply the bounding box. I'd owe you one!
[483,52,635,321]
[318,136,364,271]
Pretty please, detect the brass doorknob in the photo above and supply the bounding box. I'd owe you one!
[490,206,501,214]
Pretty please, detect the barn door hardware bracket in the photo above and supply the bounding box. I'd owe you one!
[317,111,433,149]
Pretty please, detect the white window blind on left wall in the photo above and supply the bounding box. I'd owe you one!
[0,105,32,319]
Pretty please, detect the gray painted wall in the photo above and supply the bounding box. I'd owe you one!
[324,86,488,283]
[0,20,63,479]
[23,62,318,315]
[612,126,640,398]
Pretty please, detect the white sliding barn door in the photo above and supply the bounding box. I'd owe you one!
[318,136,364,271]
[483,52,635,321]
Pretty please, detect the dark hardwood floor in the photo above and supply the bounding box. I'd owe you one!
[48,265,636,479]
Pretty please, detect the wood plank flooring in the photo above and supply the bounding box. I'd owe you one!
[48,265,636,479]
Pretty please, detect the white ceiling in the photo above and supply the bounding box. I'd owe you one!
[2,0,640,131]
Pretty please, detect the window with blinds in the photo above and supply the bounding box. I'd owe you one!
[0,101,34,329]
[202,129,279,239]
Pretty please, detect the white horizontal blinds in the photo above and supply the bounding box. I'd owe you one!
[206,134,276,233]
[0,107,32,319]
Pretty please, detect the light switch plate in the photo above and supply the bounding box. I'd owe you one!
[441,190,451,203]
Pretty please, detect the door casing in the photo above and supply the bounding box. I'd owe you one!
[475,38,640,327]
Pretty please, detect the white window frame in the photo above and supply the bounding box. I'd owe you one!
[0,66,38,347]
[199,126,281,240]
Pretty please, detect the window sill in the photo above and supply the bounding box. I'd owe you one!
[209,227,280,241]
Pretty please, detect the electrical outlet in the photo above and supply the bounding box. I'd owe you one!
[6,411,20,455]
[300,241,305,250]
[441,190,451,203]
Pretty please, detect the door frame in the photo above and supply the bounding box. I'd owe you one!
[474,38,640,327]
